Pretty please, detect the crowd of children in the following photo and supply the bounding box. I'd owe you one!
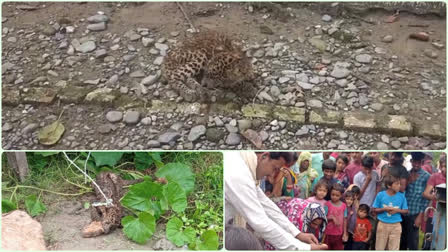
[260,152,446,250]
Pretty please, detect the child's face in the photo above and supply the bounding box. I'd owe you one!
[323,169,335,180]
[362,166,371,174]
[358,209,368,219]
[330,189,342,203]
[316,186,328,200]
[441,162,447,177]
[354,192,360,200]
[336,159,346,171]
[390,180,401,192]
[345,196,354,207]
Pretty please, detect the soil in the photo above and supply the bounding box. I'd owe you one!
[37,195,183,250]
[1,2,446,150]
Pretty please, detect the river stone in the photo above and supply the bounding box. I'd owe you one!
[188,125,206,142]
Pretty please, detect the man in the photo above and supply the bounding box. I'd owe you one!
[225,152,328,250]
[369,152,388,179]
[345,152,363,184]
[422,152,435,174]
[381,152,409,192]
[400,152,430,250]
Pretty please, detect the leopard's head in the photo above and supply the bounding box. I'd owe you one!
[224,51,256,83]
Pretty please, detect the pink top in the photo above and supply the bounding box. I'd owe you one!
[422,160,434,174]
[325,201,347,235]
[346,162,362,184]
[307,196,326,207]
[428,172,446,217]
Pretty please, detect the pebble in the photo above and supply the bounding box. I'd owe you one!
[297,81,314,90]
[106,111,123,123]
[376,142,389,150]
[77,41,96,53]
[87,14,109,23]
[391,140,401,149]
[278,77,290,84]
[308,99,323,108]
[130,70,145,78]
[331,66,351,79]
[382,35,393,43]
[155,43,169,51]
[322,14,332,22]
[3,123,13,132]
[355,54,373,64]
[87,22,106,31]
[95,49,107,58]
[370,103,383,111]
[381,135,390,143]
[158,131,181,144]
[22,123,38,134]
[258,91,274,102]
[270,86,281,97]
[153,56,164,65]
[7,37,17,43]
[188,125,206,141]
[423,49,438,59]
[147,140,161,148]
[142,37,155,47]
[214,117,224,127]
[226,133,241,145]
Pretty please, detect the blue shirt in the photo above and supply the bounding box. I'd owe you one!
[373,191,408,223]
[405,169,430,215]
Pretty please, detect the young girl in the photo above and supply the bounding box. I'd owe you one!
[307,180,329,207]
[346,184,361,211]
[344,191,357,250]
[324,183,348,250]
[335,155,350,189]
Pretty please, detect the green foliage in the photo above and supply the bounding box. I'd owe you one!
[163,182,187,213]
[24,195,47,217]
[155,163,195,194]
[166,217,197,246]
[196,230,219,250]
[121,180,164,218]
[134,152,164,171]
[91,152,124,167]
[122,212,156,244]
[2,199,17,213]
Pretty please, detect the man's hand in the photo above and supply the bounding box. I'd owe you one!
[296,232,319,245]
[414,215,423,228]
[311,244,328,250]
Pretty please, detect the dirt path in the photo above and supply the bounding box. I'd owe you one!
[2,2,446,150]
[37,196,184,250]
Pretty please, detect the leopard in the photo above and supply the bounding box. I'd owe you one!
[162,30,257,102]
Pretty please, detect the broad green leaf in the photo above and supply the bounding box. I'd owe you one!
[74,159,97,174]
[197,230,219,250]
[121,181,163,212]
[91,152,124,167]
[156,163,195,194]
[34,152,60,156]
[83,202,90,209]
[163,182,187,213]
[166,217,186,246]
[122,212,156,244]
[134,152,154,171]
[160,196,169,211]
[25,195,47,217]
[149,152,164,168]
[183,227,197,244]
[2,199,17,213]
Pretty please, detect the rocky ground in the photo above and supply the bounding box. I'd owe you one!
[37,197,184,250]
[2,2,446,150]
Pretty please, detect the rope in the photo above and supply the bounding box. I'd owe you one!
[62,152,113,207]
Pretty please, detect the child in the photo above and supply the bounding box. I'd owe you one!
[307,180,329,207]
[352,204,372,250]
[344,191,357,250]
[354,156,380,207]
[316,159,339,200]
[335,155,350,190]
[324,183,348,250]
[373,175,409,250]
[346,184,361,211]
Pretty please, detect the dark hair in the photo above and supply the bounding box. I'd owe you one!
[322,159,336,172]
[267,152,294,164]
[331,183,344,194]
[345,190,355,199]
[351,185,361,195]
[361,156,374,169]
[440,155,446,166]
[292,152,299,163]
[225,225,263,250]
[383,175,399,189]
[383,153,389,159]
[314,180,330,193]
[336,155,349,165]
[410,152,425,162]
[358,204,370,213]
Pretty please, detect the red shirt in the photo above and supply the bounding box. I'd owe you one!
[422,160,434,174]
[353,217,372,242]
[428,172,446,217]
[346,161,362,184]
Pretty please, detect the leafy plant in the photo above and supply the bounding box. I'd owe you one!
[120,162,219,250]
[2,199,17,213]
[24,195,47,217]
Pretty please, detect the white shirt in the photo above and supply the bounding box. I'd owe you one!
[354,170,380,207]
[224,152,311,250]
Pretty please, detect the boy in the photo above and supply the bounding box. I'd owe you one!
[373,176,409,250]
[354,156,380,207]
[315,159,339,200]
[352,204,372,250]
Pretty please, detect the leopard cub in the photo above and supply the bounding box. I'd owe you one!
[162,30,256,102]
